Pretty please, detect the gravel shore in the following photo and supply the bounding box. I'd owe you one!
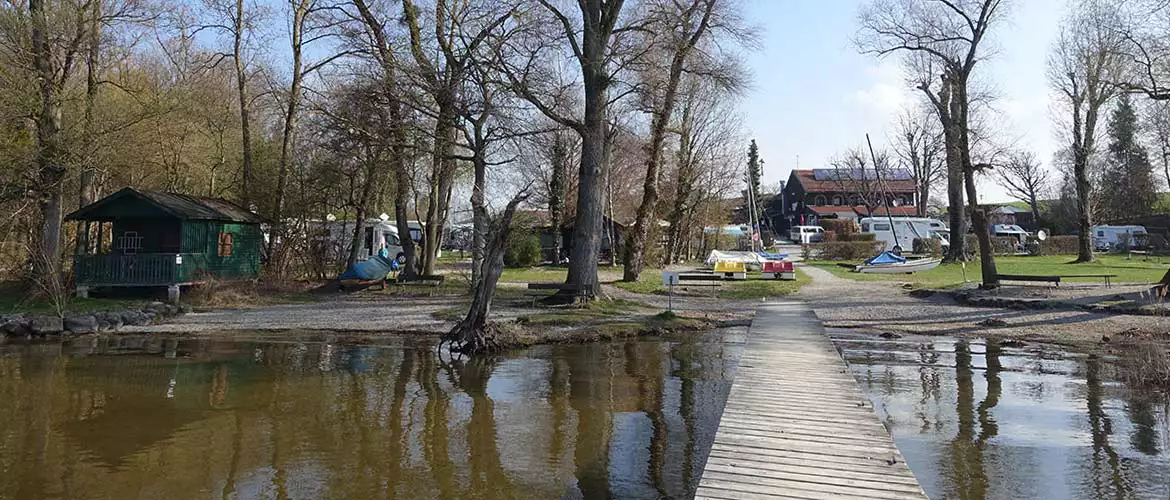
[798,265,1170,344]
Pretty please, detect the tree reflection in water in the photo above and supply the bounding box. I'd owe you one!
[0,333,738,500]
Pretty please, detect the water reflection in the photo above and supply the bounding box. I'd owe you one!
[835,333,1170,500]
[0,331,742,500]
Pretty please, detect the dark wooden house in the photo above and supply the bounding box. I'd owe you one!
[65,188,264,301]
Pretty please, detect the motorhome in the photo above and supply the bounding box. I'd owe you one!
[1092,225,1147,251]
[789,225,825,244]
[320,218,406,263]
[859,217,950,253]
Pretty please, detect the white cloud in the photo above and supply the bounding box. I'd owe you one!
[852,61,914,119]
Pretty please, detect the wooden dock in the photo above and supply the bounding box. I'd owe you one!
[695,301,928,500]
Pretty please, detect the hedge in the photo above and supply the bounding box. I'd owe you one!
[838,233,876,242]
[504,232,542,267]
[1034,235,1080,256]
[806,241,885,261]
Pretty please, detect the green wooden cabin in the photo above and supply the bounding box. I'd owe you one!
[66,188,264,298]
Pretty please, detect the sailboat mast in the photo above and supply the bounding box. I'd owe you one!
[865,133,899,248]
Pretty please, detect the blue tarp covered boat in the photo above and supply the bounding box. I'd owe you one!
[339,253,398,281]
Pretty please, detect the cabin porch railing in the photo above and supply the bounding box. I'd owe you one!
[74,253,181,286]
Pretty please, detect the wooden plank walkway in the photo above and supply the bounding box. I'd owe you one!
[695,301,928,500]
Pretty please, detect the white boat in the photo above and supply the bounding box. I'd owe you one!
[853,251,941,274]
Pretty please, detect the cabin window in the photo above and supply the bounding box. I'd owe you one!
[218,232,234,257]
[861,224,870,232]
[1097,231,1105,237]
[874,224,891,231]
[386,233,400,245]
[813,195,827,205]
[365,227,375,256]
[832,195,842,205]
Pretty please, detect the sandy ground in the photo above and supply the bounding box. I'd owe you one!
[124,295,479,334]
[797,264,1170,344]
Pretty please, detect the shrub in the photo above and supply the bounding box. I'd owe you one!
[800,244,813,260]
[819,219,858,235]
[991,236,1019,256]
[1035,235,1080,256]
[913,238,943,256]
[808,241,884,261]
[504,231,542,268]
[823,230,838,242]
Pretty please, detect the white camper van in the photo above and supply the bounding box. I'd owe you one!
[1092,225,1147,251]
[860,217,950,253]
[790,226,825,244]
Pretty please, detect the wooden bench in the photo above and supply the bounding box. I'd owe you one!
[996,274,1119,287]
[394,274,446,285]
[524,282,592,305]
[995,274,1062,286]
[675,273,723,297]
[1059,274,1118,287]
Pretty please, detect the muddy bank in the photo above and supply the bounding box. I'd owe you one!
[798,265,1170,347]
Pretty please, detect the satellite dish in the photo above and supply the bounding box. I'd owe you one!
[379,213,390,222]
[1037,229,1049,241]
[325,213,337,222]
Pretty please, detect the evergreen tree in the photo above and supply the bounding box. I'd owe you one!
[744,139,762,220]
[1100,95,1158,221]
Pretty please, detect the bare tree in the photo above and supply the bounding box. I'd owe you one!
[892,109,944,217]
[399,0,513,277]
[830,147,897,219]
[1145,100,1170,189]
[200,0,264,206]
[1048,0,1127,262]
[269,0,348,272]
[496,0,630,300]
[858,0,1007,285]
[622,0,717,282]
[350,0,419,279]
[995,151,1049,226]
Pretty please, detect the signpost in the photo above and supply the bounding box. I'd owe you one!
[662,271,680,312]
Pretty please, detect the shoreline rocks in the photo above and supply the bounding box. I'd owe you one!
[1,303,188,339]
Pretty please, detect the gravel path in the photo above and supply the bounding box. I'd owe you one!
[121,296,461,334]
[797,264,1170,343]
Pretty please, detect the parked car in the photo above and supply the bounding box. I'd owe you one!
[1091,225,1148,251]
[790,225,824,244]
[859,217,949,254]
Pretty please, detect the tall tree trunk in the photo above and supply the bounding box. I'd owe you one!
[1029,192,1041,229]
[269,0,309,269]
[353,0,416,277]
[1075,155,1094,262]
[234,0,254,206]
[944,126,967,261]
[623,0,713,282]
[80,0,101,209]
[665,106,695,266]
[346,153,381,271]
[422,102,456,276]
[565,22,609,298]
[443,193,527,355]
[31,0,65,279]
[470,149,487,285]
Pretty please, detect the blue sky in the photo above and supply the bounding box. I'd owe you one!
[741,0,1068,203]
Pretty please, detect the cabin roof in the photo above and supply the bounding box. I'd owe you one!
[65,187,264,223]
[789,169,917,194]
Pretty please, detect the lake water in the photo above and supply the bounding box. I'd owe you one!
[834,332,1170,500]
[0,330,744,500]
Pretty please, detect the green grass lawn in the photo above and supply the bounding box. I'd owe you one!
[805,254,1170,288]
[613,269,811,299]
